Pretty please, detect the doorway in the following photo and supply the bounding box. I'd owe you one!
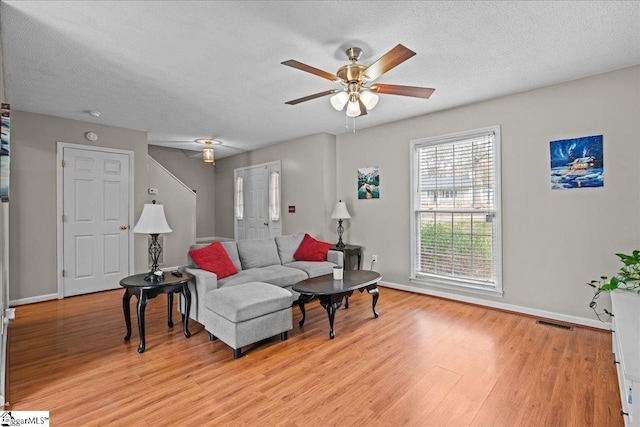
[234,160,281,240]
[56,143,134,297]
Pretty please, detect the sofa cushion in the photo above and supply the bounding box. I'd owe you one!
[284,261,336,278]
[294,234,332,262]
[275,232,305,264]
[218,265,308,289]
[188,242,238,279]
[237,238,281,269]
[206,282,293,323]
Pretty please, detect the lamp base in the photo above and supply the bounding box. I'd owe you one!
[143,271,163,282]
[336,219,346,249]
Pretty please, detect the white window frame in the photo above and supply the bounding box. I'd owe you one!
[409,126,503,297]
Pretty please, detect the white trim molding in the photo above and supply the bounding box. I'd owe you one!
[379,280,610,331]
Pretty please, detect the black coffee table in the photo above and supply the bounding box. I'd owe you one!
[292,270,381,339]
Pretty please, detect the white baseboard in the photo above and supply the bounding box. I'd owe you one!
[379,280,611,331]
[10,293,59,307]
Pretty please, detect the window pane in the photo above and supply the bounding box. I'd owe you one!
[417,211,494,281]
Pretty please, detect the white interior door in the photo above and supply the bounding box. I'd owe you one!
[234,161,281,241]
[60,146,132,297]
[244,165,269,240]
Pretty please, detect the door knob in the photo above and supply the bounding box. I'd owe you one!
[120,225,128,230]
[264,222,269,226]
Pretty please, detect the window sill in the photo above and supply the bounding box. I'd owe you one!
[410,275,503,298]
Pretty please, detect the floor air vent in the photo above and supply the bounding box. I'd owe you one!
[536,320,573,331]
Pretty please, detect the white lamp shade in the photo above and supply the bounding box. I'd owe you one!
[360,90,379,110]
[330,91,349,111]
[133,203,172,234]
[346,99,361,118]
[331,201,351,219]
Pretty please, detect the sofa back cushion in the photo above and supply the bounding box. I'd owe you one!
[188,242,238,279]
[237,237,281,270]
[275,232,305,264]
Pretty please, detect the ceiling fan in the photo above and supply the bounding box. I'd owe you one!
[282,44,435,118]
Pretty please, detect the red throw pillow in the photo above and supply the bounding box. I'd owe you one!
[293,234,332,262]
[188,242,238,279]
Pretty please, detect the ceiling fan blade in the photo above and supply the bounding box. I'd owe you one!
[362,44,416,82]
[281,60,341,82]
[371,83,435,99]
[285,89,339,105]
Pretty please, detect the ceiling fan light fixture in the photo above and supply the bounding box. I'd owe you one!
[360,90,379,110]
[201,141,215,164]
[346,99,361,118]
[330,91,349,111]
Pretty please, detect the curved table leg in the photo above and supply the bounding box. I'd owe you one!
[327,303,337,339]
[367,286,379,318]
[297,294,314,327]
[123,290,132,341]
[136,290,148,353]
[297,300,306,327]
[167,292,174,328]
[319,297,343,339]
[181,285,191,338]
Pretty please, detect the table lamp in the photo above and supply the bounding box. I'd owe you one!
[133,200,172,281]
[331,200,351,248]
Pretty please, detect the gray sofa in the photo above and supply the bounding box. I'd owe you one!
[180,232,343,327]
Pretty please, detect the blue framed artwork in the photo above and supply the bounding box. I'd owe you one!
[358,166,379,199]
[550,135,603,190]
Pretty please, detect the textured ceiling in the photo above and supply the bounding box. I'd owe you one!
[1,1,639,159]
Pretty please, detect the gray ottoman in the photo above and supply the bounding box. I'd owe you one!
[204,282,293,358]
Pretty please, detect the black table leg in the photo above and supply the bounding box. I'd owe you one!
[319,296,343,339]
[123,290,132,341]
[367,286,379,318]
[297,294,314,327]
[167,293,174,328]
[136,290,148,353]
[181,285,191,338]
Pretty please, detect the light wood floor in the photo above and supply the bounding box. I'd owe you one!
[7,286,622,426]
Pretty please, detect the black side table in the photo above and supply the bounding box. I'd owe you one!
[120,272,193,353]
[330,244,363,270]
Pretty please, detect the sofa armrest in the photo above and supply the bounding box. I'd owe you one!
[327,250,344,267]
[179,267,220,324]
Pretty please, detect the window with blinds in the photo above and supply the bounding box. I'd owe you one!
[410,126,502,295]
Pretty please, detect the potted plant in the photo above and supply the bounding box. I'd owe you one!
[588,250,640,321]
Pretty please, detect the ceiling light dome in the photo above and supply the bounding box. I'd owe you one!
[346,98,361,118]
[330,91,349,111]
[360,90,379,110]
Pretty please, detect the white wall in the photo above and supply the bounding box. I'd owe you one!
[148,145,216,239]
[215,132,337,241]
[147,156,196,270]
[336,65,640,323]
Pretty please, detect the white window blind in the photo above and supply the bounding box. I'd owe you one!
[411,126,502,295]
